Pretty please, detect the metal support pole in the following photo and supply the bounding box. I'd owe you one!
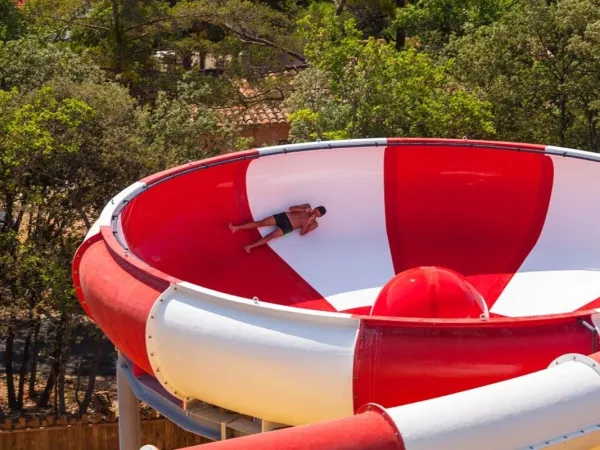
[117,353,141,450]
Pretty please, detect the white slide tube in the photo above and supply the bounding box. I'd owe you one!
[145,282,360,427]
[388,354,600,450]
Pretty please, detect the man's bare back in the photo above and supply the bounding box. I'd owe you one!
[229,203,327,253]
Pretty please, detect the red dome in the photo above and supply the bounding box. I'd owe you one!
[371,266,485,319]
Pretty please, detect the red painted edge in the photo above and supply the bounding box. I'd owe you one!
[141,149,259,186]
[387,137,547,151]
[352,309,595,326]
[196,411,405,450]
[356,403,406,449]
[72,231,103,321]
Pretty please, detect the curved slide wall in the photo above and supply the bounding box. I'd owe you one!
[74,138,600,428]
[119,139,600,315]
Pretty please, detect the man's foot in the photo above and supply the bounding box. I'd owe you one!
[229,223,238,233]
[244,245,251,254]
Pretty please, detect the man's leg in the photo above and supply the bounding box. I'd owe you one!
[230,216,276,233]
[245,228,283,253]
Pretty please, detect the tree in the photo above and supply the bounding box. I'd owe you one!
[285,11,495,141]
[0,35,246,416]
[0,0,25,42]
[0,85,95,411]
[394,0,512,52]
[449,0,600,150]
[22,0,308,102]
[135,73,249,170]
[0,36,104,93]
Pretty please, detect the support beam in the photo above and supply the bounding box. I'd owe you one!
[261,419,288,432]
[117,353,141,450]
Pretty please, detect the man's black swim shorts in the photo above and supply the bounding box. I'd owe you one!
[274,212,294,235]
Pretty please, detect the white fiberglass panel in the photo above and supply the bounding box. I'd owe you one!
[389,356,600,450]
[491,153,600,317]
[145,282,360,426]
[245,147,395,311]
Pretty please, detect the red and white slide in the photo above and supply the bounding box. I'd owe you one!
[73,138,600,449]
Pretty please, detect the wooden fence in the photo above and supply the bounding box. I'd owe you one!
[0,411,212,450]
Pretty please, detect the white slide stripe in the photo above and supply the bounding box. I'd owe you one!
[491,152,600,317]
[246,147,395,311]
[146,282,360,426]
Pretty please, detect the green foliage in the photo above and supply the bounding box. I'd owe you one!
[0,86,93,195]
[0,0,25,42]
[0,84,95,327]
[22,0,308,102]
[345,0,397,39]
[286,12,495,141]
[0,36,103,92]
[395,0,512,51]
[136,76,248,169]
[449,0,600,150]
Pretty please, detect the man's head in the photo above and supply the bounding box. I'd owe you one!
[315,206,327,217]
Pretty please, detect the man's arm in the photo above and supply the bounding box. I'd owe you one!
[289,203,312,212]
[300,217,318,236]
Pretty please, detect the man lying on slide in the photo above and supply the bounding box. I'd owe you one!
[230,203,327,253]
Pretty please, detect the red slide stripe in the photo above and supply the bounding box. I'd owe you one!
[121,158,331,310]
[574,296,600,312]
[77,235,168,374]
[383,142,553,308]
[352,314,594,411]
[196,410,405,450]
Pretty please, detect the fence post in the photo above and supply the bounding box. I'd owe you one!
[117,352,141,450]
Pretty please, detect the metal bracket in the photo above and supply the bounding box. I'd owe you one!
[580,317,598,354]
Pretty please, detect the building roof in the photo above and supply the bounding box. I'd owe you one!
[222,103,289,127]
[218,70,300,127]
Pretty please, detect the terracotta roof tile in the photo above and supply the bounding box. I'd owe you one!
[216,67,306,127]
[223,102,290,127]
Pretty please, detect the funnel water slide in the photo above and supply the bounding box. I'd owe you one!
[73,138,600,449]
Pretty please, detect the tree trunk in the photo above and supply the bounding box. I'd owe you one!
[588,108,597,153]
[1,193,13,233]
[559,95,567,147]
[396,0,406,50]
[53,371,59,417]
[58,365,67,415]
[16,318,34,409]
[38,316,66,408]
[183,53,193,70]
[76,336,104,416]
[5,320,18,410]
[38,360,58,408]
[335,0,347,16]
[111,0,124,74]
[58,333,72,416]
[28,319,41,400]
